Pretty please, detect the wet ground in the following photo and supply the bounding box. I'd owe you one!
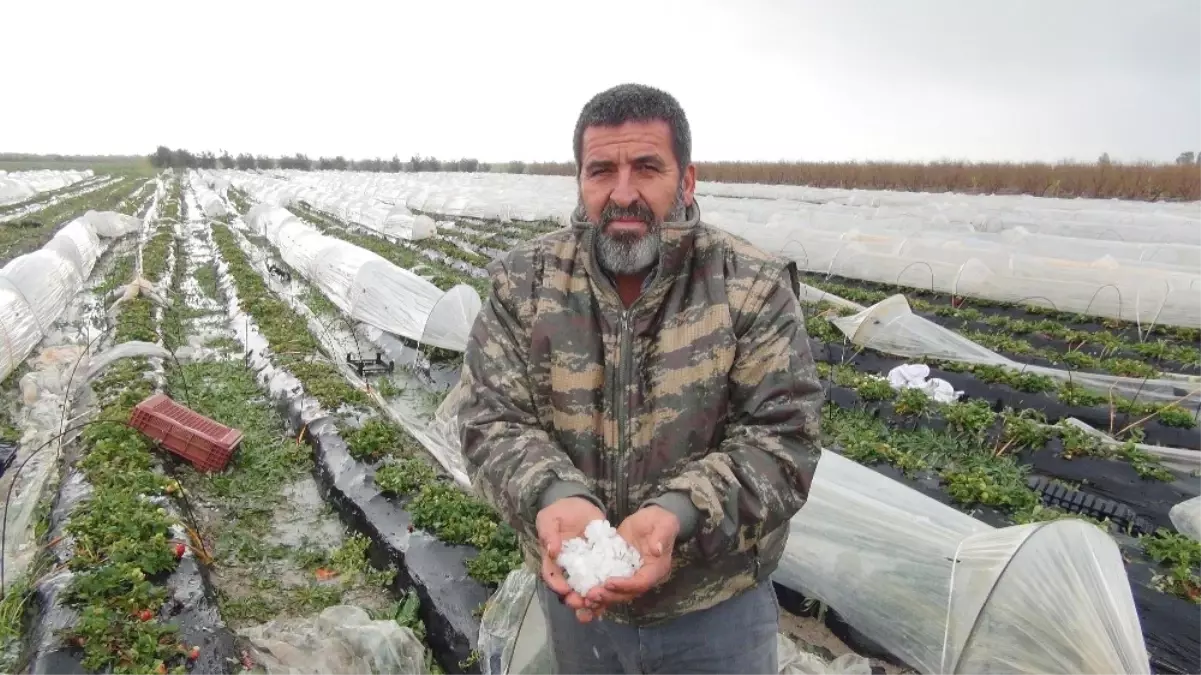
[171,181,398,633]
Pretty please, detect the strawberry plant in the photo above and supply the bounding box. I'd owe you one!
[855,377,895,402]
[345,418,405,462]
[943,400,996,439]
[375,458,437,496]
[894,388,932,417]
[1156,405,1197,429]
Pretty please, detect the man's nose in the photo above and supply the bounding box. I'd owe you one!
[610,167,639,207]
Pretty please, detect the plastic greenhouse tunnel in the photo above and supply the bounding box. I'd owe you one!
[243,204,480,352]
[0,210,142,383]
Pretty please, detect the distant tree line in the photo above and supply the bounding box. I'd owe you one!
[148,146,509,173]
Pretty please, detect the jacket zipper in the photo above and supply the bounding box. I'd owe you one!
[615,311,632,521]
[588,232,653,524]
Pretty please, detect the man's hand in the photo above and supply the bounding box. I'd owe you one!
[536,496,605,621]
[584,505,680,614]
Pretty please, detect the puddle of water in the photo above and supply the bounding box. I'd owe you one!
[268,477,344,549]
[170,180,237,362]
[196,187,399,628]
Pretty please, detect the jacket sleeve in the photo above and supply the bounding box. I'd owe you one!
[458,254,605,538]
[642,266,822,555]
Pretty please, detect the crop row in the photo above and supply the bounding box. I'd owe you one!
[0,177,147,266]
[210,222,523,588]
[181,181,407,629]
[285,202,494,298]
[43,178,190,674]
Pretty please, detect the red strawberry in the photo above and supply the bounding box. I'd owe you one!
[138,609,154,622]
[174,543,187,559]
[189,646,200,660]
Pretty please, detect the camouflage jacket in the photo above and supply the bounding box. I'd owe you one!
[457,203,822,625]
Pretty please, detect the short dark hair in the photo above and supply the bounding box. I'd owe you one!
[573,83,692,175]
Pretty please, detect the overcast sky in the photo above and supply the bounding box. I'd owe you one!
[2,0,1197,164]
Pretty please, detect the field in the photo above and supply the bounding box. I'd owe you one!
[0,167,1197,675]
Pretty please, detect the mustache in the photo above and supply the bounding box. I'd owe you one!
[599,199,655,227]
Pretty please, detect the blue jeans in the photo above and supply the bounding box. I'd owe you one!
[537,579,779,674]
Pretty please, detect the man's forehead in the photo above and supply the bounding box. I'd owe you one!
[581,120,674,159]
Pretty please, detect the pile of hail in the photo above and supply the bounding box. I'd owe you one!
[556,519,643,596]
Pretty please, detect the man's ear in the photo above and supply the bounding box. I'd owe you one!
[682,164,697,205]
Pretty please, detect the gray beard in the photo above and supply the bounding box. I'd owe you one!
[581,183,687,276]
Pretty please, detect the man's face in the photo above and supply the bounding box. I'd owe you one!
[577,120,697,275]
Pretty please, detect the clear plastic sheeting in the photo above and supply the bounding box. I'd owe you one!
[243,205,479,351]
[237,605,428,674]
[82,209,141,238]
[214,169,1200,327]
[192,182,228,219]
[0,211,142,382]
[381,205,437,240]
[778,636,873,675]
[779,450,1149,675]
[943,522,1149,674]
[832,294,1201,407]
[83,341,171,382]
[1170,496,1201,541]
[423,286,483,352]
[0,169,92,205]
[477,569,549,675]
[1058,417,1201,473]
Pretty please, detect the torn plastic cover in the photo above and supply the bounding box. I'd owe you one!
[777,450,1149,675]
[237,605,428,674]
[0,211,142,383]
[1170,496,1200,541]
[832,294,1201,407]
[243,205,479,352]
[1058,417,1201,473]
[886,364,962,403]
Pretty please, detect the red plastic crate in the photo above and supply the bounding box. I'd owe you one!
[130,393,243,472]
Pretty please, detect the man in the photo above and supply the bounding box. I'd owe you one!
[458,83,822,674]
